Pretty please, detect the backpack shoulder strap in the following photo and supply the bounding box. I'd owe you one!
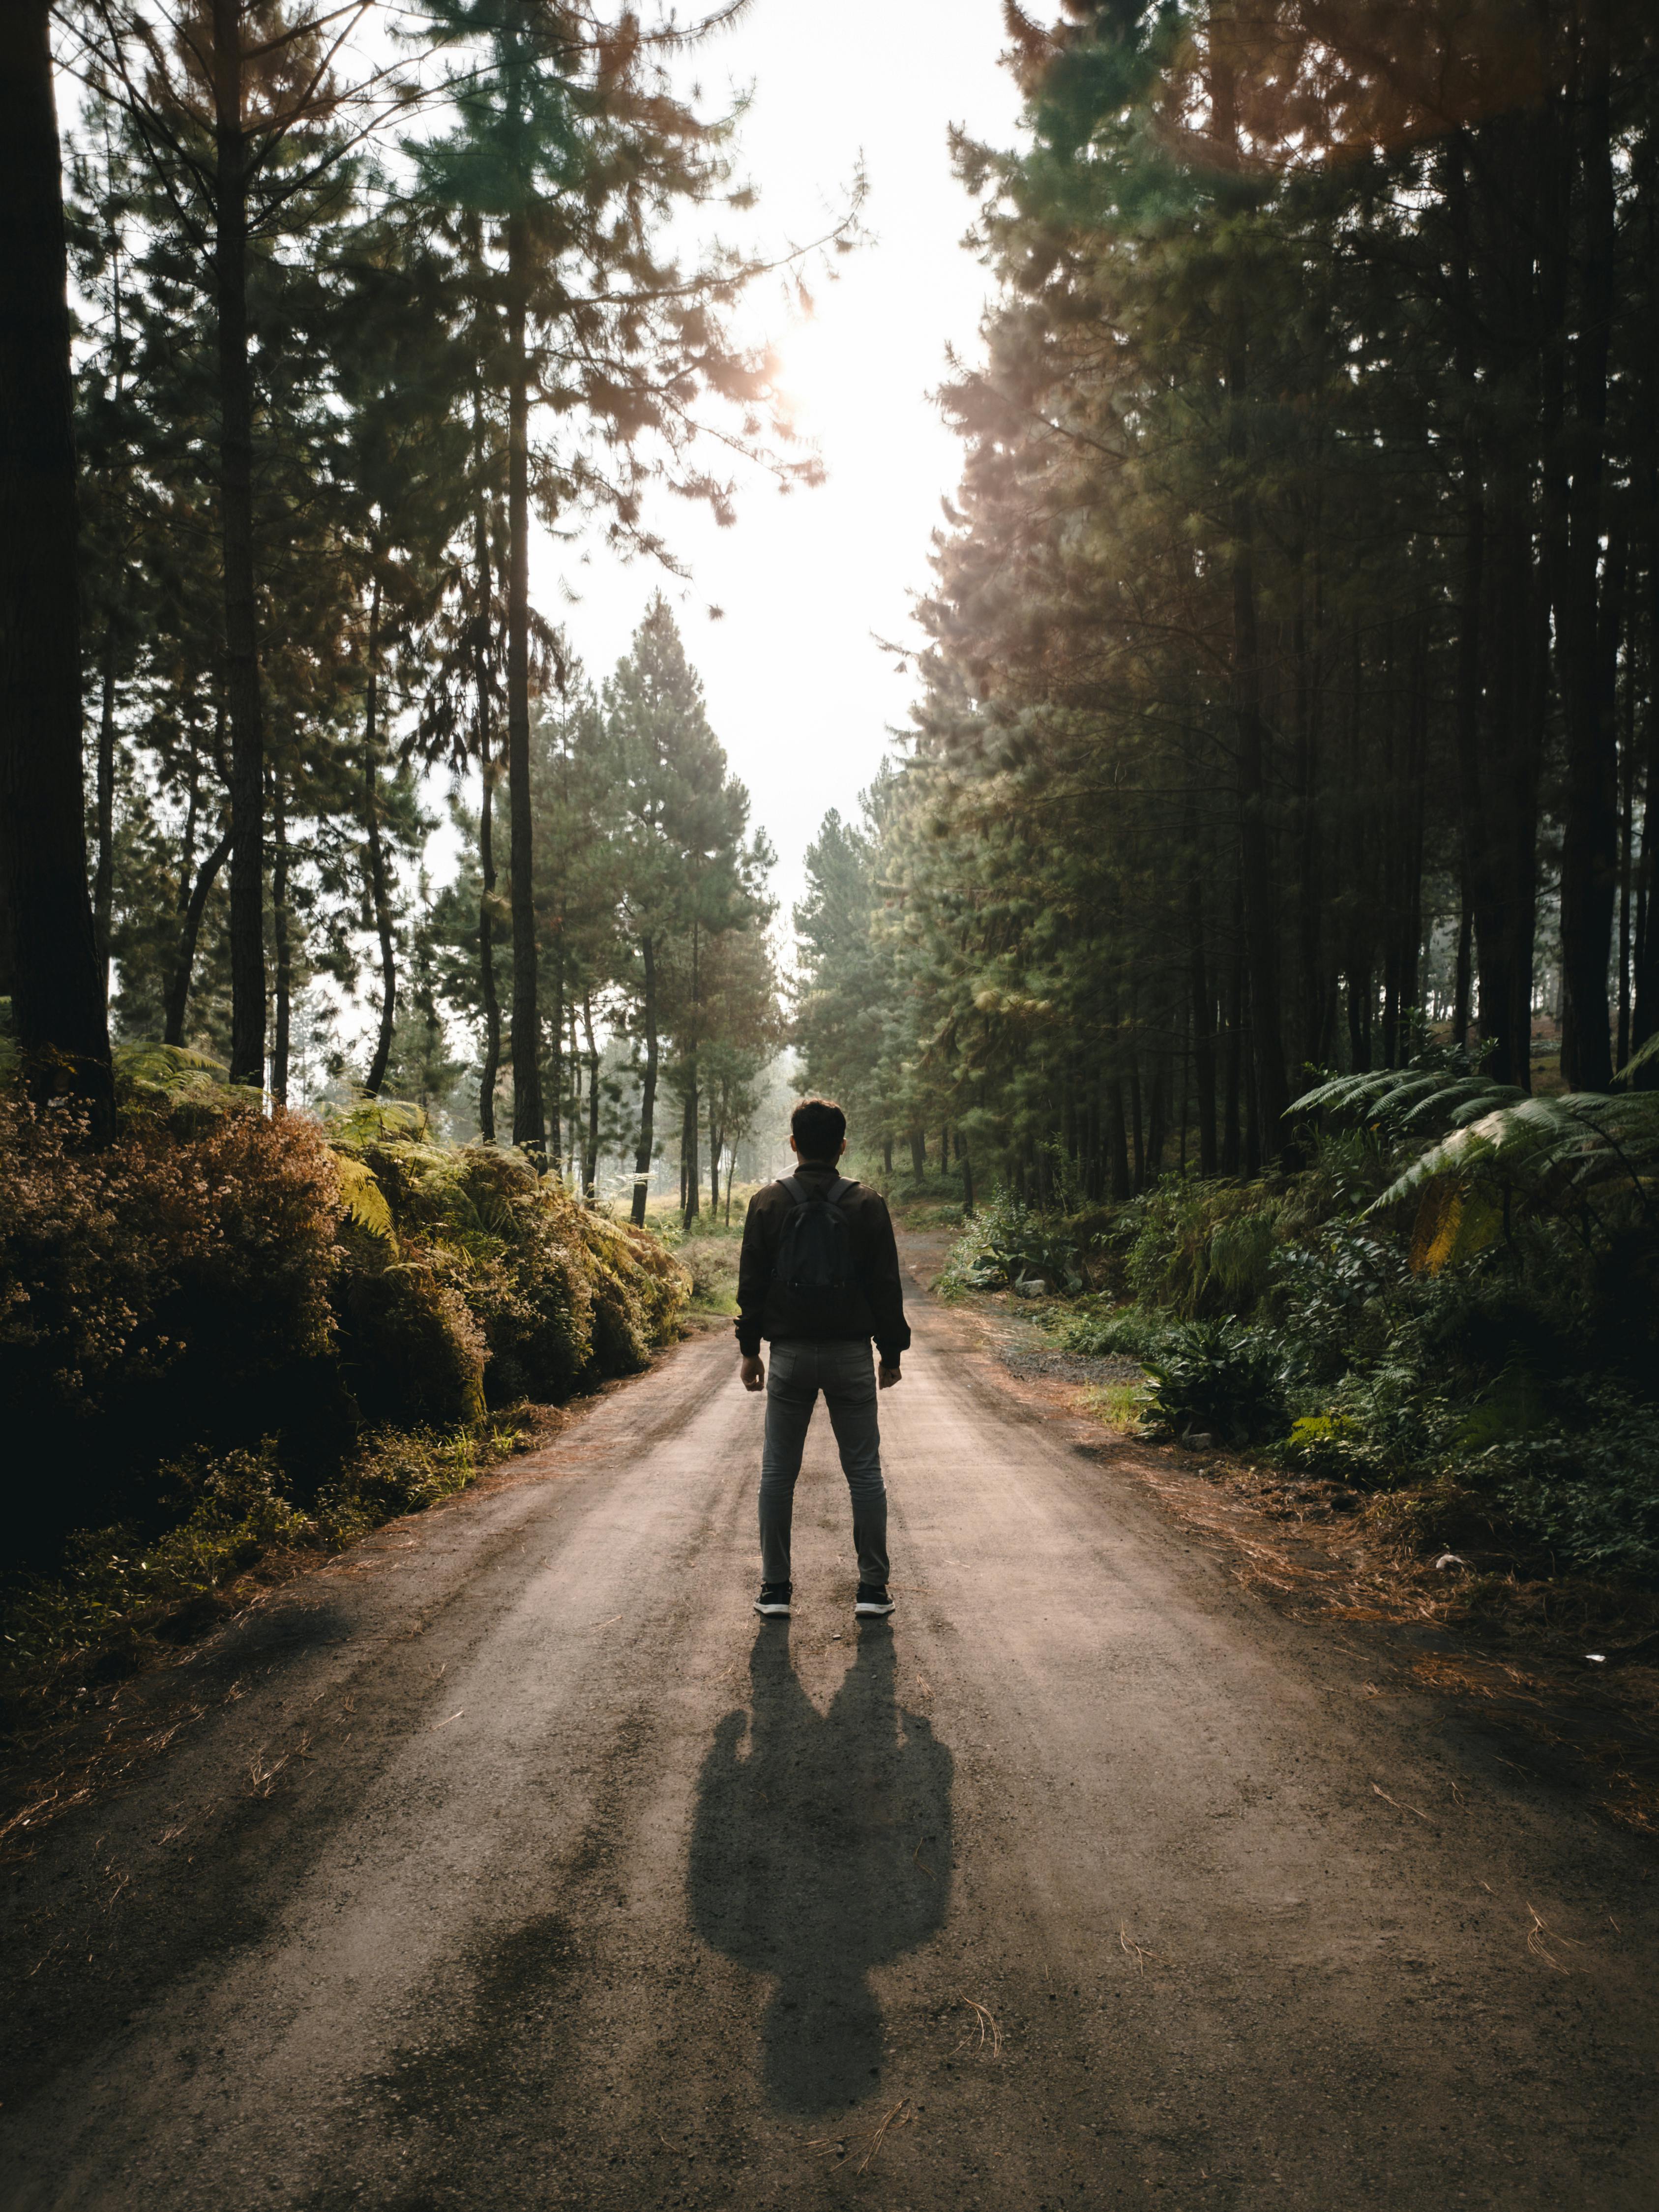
[780,1173,856,1205]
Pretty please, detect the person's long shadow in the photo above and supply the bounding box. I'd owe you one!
[688,1623,953,2115]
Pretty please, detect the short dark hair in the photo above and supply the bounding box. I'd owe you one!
[791,1095,846,1159]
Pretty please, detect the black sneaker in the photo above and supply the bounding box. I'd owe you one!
[754,1583,792,1617]
[855,1584,895,1616]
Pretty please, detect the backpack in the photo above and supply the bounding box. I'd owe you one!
[773,1173,859,1325]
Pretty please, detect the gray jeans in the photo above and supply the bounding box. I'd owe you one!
[759,1339,889,1588]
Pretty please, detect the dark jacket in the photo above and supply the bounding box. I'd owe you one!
[735,1162,911,1363]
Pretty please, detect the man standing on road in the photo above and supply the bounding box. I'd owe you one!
[737,1096,910,1621]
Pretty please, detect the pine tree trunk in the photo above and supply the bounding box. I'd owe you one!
[1107,1076,1130,1200]
[546,942,563,1165]
[1631,207,1659,1084]
[212,0,266,1090]
[1215,48,1288,1154]
[1221,918,1244,1172]
[0,0,113,1133]
[177,751,200,915]
[1231,508,1287,1140]
[682,1069,700,1228]
[582,992,600,1197]
[1453,891,1473,1052]
[362,580,397,1098]
[1187,838,1217,1175]
[1556,0,1618,1090]
[1145,1066,1167,1186]
[270,774,291,1104]
[1617,664,1635,1074]
[474,483,502,1142]
[909,1130,925,1180]
[164,827,233,1046]
[1297,552,1330,1071]
[93,620,118,991]
[505,205,543,1152]
[631,932,658,1226]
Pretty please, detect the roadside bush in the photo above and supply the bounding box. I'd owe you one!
[326,1116,686,1401]
[0,1084,689,1579]
[939,1189,1085,1295]
[0,1423,534,1698]
[0,1095,344,1549]
[601,1215,693,1345]
[1121,1181,1284,1318]
[1138,1319,1288,1445]
[0,1094,340,1423]
[1482,1395,1659,1579]
[0,1443,311,1688]
[1056,1300,1167,1359]
[336,1242,487,1428]
[668,1217,744,1317]
[932,1055,1659,1584]
[314,1425,498,1543]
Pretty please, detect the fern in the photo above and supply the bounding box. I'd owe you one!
[330,1154,395,1241]
[1373,1090,1659,1242]
[1294,1067,1525,1137]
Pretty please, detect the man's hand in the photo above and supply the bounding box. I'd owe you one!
[878,1361,902,1390]
[739,1354,765,1393]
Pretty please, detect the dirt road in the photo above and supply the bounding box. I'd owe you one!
[4,1260,1658,2211]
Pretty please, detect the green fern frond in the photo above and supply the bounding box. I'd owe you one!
[1292,1066,1523,1138]
[330,1154,395,1241]
[321,1095,429,1148]
[1372,1088,1659,1234]
[1398,1077,1525,1127]
[112,1041,234,1106]
[1614,1031,1659,1085]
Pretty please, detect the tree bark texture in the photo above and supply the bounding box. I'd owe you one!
[93,621,118,991]
[270,775,291,1105]
[581,993,600,1198]
[1555,0,1618,1090]
[212,0,267,1089]
[505,209,543,1152]
[0,0,113,1132]
[164,826,233,1046]
[361,581,397,1098]
[630,932,657,1226]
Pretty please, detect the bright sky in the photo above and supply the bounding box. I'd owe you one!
[535,0,1024,927]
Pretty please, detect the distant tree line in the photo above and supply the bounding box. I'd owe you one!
[796,0,1659,1201]
[0,0,815,1181]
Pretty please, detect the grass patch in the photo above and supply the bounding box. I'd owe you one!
[648,1197,750,1316]
[675,1233,742,1315]
[888,1190,967,1233]
[1080,1380,1151,1434]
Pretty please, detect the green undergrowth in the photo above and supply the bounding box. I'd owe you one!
[886,1187,968,1233]
[936,1056,1659,1586]
[0,1052,690,1704]
[653,1203,749,1318]
[1,1422,528,1702]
